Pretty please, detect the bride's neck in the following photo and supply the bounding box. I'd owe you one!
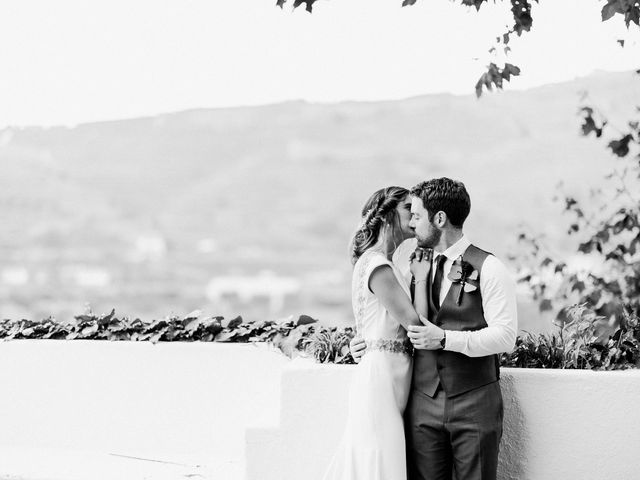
[373,233,396,260]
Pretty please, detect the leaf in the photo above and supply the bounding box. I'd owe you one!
[149,332,164,344]
[214,331,237,342]
[182,309,201,321]
[461,0,486,11]
[595,228,610,243]
[572,281,586,293]
[164,326,181,341]
[475,74,487,98]
[626,6,640,26]
[581,114,604,138]
[292,0,316,12]
[221,316,243,329]
[21,327,35,337]
[276,0,286,7]
[278,328,306,357]
[81,323,99,337]
[296,314,318,326]
[553,262,567,274]
[601,0,621,21]
[505,62,521,76]
[476,62,521,97]
[74,314,97,327]
[578,240,594,254]
[540,299,553,312]
[97,309,116,326]
[608,134,634,157]
[402,0,417,5]
[511,0,533,35]
[43,327,69,339]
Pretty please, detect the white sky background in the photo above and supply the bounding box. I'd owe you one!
[0,0,638,128]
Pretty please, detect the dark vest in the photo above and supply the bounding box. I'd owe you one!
[412,244,500,398]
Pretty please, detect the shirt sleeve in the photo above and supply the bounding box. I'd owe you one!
[444,255,518,357]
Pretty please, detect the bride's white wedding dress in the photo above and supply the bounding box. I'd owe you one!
[322,249,413,480]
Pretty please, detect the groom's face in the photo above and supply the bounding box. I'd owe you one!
[409,196,441,248]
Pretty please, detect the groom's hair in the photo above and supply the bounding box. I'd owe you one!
[410,178,470,228]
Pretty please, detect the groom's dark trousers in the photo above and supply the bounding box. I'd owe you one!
[406,244,503,480]
[405,380,503,480]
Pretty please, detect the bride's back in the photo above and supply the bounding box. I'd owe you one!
[351,250,410,343]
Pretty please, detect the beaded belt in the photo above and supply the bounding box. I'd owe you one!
[364,338,413,355]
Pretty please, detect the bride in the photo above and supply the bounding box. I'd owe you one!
[322,186,431,480]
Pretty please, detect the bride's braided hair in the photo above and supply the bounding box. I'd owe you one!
[350,186,409,265]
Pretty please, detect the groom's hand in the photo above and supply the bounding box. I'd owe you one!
[407,320,445,350]
[349,337,367,363]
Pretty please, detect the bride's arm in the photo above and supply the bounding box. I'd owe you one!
[410,249,432,323]
[412,280,428,323]
[368,265,421,330]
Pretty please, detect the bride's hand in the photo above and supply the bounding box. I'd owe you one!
[409,248,433,282]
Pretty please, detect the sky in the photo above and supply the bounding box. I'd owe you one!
[0,0,638,127]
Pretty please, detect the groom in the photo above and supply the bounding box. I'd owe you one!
[351,177,517,480]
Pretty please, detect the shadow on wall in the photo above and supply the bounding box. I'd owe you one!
[499,374,528,480]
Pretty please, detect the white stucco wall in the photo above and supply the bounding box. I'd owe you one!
[246,359,640,480]
[2,341,639,480]
[0,340,288,479]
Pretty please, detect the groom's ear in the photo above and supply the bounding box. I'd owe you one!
[433,211,447,228]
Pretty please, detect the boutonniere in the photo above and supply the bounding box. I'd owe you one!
[447,256,479,306]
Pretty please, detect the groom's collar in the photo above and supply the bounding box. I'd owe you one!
[435,235,470,261]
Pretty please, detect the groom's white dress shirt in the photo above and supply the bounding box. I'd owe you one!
[432,235,518,358]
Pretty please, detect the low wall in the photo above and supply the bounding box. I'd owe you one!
[0,341,288,479]
[2,342,639,480]
[246,360,640,480]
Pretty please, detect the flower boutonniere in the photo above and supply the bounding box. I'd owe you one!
[447,256,480,306]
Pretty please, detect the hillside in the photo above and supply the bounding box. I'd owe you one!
[1,70,638,326]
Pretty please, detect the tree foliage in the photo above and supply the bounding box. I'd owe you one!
[277,0,639,96]
[515,72,640,337]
